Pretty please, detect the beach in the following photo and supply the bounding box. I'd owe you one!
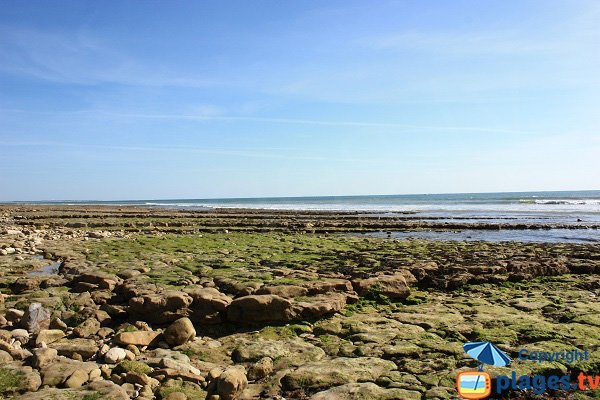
[0,203,599,399]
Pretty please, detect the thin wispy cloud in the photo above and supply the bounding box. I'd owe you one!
[0,108,534,135]
[0,140,412,166]
[0,26,222,87]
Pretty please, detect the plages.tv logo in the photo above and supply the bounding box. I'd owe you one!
[456,341,511,399]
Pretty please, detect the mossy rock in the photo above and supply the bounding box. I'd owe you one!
[0,367,23,394]
[114,360,152,375]
[157,379,207,400]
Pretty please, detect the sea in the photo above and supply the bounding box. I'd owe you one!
[18,190,600,244]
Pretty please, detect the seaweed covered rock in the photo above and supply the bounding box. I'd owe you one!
[282,357,397,391]
[309,382,421,400]
[352,273,411,299]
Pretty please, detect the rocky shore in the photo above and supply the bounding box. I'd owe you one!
[0,205,599,399]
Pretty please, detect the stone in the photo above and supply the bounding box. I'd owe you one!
[352,273,411,299]
[124,349,135,360]
[309,382,422,400]
[21,303,51,333]
[49,317,68,331]
[128,291,193,324]
[117,269,142,279]
[185,287,232,324]
[11,328,30,344]
[48,338,99,359]
[88,380,130,400]
[282,357,397,391]
[303,279,354,295]
[292,293,348,320]
[125,371,151,386]
[64,369,89,388]
[164,317,196,347]
[35,329,65,345]
[31,347,58,368]
[114,330,161,347]
[232,337,325,366]
[227,295,294,324]
[105,347,128,364]
[40,359,97,387]
[255,285,309,298]
[0,364,41,393]
[216,366,248,400]
[73,272,122,291]
[113,360,153,375]
[247,357,273,381]
[4,308,25,323]
[97,327,115,338]
[165,392,187,400]
[73,318,101,338]
[126,344,140,356]
[12,278,40,294]
[158,358,202,376]
[0,349,13,362]
[89,368,102,381]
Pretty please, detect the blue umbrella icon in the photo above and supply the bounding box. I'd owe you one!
[464,341,511,368]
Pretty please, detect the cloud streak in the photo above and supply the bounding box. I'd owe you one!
[0,108,535,135]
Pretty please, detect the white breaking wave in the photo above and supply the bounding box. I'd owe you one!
[526,199,600,205]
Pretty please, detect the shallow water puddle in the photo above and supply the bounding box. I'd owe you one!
[356,228,600,244]
[28,255,62,276]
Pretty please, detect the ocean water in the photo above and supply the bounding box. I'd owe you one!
[53,190,600,220]
[20,190,600,243]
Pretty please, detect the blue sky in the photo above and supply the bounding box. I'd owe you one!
[1,0,599,201]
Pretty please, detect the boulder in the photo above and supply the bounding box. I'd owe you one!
[158,357,202,376]
[64,369,89,388]
[293,293,347,319]
[48,338,99,359]
[31,348,58,368]
[36,329,65,345]
[309,382,421,400]
[165,392,187,400]
[185,287,232,324]
[247,357,273,381]
[4,308,25,323]
[227,295,294,324]
[73,318,101,338]
[114,330,161,347]
[164,318,196,347]
[0,349,13,363]
[303,279,354,295]
[12,278,41,294]
[87,380,130,400]
[40,359,97,387]
[71,272,122,292]
[216,366,248,400]
[232,337,325,366]
[21,303,51,333]
[104,347,128,364]
[129,291,193,324]
[255,285,308,298]
[352,273,411,299]
[11,328,29,344]
[0,364,41,393]
[282,357,397,391]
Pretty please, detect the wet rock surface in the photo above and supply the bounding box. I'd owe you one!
[0,205,600,399]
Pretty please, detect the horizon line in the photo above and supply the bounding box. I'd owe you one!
[2,188,600,204]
